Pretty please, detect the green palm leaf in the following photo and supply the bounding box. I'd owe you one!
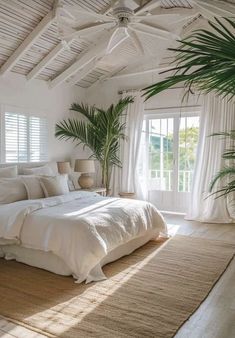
[208,130,235,199]
[209,166,235,192]
[143,17,235,101]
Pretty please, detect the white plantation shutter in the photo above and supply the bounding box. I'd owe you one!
[29,116,48,162]
[5,113,28,163]
[4,112,48,163]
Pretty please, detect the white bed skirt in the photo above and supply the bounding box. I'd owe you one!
[0,231,158,277]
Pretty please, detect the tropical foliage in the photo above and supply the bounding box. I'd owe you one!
[209,131,235,198]
[143,17,235,101]
[143,17,235,200]
[55,97,134,193]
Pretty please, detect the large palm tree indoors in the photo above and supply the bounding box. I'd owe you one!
[55,97,134,193]
[143,17,235,199]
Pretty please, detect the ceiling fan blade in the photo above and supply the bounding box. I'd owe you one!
[170,13,200,25]
[63,5,115,22]
[131,22,180,39]
[134,0,162,15]
[129,25,169,41]
[106,27,129,54]
[132,14,184,22]
[65,22,115,40]
[127,29,145,55]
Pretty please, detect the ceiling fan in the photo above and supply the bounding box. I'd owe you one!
[56,0,181,55]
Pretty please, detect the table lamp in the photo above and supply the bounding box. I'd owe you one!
[74,159,95,189]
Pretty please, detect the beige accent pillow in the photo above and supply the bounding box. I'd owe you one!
[0,178,27,204]
[0,166,17,178]
[39,175,69,197]
[21,176,45,200]
[22,165,54,176]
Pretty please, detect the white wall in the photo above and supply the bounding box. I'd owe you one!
[85,72,202,113]
[0,73,88,163]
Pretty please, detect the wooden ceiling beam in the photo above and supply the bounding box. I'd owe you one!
[135,0,161,15]
[0,10,55,75]
[107,65,172,79]
[27,40,73,80]
[195,0,235,16]
[190,0,235,20]
[49,35,109,88]
[67,59,97,87]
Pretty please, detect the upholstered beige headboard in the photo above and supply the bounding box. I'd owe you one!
[0,162,58,175]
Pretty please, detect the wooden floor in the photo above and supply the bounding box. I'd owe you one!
[0,214,235,338]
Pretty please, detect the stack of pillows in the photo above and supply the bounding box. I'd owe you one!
[0,165,70,204]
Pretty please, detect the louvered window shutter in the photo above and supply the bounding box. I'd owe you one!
[4,112,48,163]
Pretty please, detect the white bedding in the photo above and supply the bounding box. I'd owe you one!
[0,191,167,283]
[0,233,158,277]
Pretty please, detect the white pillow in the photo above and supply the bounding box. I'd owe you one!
[0,166,17,178]
[39,175,69,197]
[22,165,54,176]
[21,176,45,199]
[0,178,27,204]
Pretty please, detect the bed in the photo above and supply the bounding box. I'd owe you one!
[0,191,167,283]
[0,161,167,283]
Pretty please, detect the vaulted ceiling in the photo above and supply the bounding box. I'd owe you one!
[0,0,234,89]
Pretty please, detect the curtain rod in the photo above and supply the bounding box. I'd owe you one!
[145,105,201,111]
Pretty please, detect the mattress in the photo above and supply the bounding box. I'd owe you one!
[0,231,156,277]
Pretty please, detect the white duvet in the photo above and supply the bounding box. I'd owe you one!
[0,191,167,283]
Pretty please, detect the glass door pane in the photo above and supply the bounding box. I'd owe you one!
[148,117,174,191]
[178,116,200,192]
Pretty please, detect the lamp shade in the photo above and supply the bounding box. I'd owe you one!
[74,159,95,173]
[57,161,71,174]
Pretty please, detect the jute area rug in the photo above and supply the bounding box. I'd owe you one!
[0,235,234,338]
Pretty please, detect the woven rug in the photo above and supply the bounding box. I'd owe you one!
[0,235,234,338]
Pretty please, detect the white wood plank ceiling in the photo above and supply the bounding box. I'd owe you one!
[0,0,234,88]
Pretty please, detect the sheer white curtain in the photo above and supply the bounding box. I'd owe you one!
[186,94,235,223]
[111,90,145,199]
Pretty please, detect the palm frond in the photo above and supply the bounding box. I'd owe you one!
[70,103,97,124]
[222,150,235,160]
[208,180,235,199]
[209,166,235,192]
[210,130,235,140]
[142,17,235,101]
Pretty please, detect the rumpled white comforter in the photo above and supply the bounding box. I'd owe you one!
[0,191,167,283]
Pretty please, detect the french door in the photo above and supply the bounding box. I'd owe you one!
[142,110,200,213]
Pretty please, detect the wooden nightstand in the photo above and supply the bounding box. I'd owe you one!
[78,187,106,196]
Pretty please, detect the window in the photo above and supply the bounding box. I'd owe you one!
[3,112,48,163]
[143,113,200,193]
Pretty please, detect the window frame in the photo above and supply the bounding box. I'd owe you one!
[143,107,200,193]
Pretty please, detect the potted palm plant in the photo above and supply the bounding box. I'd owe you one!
[143,17,235,199]
[55,96,134,194]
